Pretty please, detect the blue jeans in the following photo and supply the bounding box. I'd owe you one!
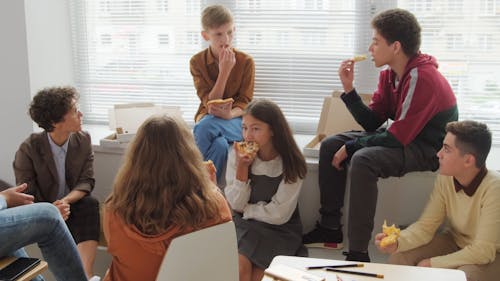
[0,203,87,281]
[194,115,243,184]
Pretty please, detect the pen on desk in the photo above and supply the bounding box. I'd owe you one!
[325,268,384,279]
[307,264,364,270]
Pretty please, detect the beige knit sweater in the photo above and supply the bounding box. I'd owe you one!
[397,170,500,268]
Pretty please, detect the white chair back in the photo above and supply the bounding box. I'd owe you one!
[155,220,238,281]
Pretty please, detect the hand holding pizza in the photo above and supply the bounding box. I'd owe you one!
[203,160,217,184]
[375,220,400,254]
[234,141,259,166]
[207,98,234,119]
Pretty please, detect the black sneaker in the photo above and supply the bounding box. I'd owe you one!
[343,251,370,262]
[302,222,343,249]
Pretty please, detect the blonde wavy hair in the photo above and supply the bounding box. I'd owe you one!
[106,114,223,235]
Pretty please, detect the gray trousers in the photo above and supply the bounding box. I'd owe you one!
[318,130,439,252]
[390,233,500,281]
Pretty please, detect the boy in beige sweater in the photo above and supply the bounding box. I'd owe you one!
[375,120,500,281]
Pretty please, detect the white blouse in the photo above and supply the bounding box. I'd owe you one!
[225,149,303,225]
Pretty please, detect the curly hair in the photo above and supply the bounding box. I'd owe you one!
[29,86,79,132]
[371,9,421,57]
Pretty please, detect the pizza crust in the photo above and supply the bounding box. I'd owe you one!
[352,54,367,62]
[203,160,217,174]
[207,98,234,106]
[234,141,259,156]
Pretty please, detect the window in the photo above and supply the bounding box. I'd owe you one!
[100,34,112,45]
[447,0,463,13]
[70,0,500,144]
[158,33,170,46]
[446,33,464,51]
[399,0,500,144]
[185,0,200,15]
[409,0,432,13]
[185,31,200,47]
[479,0,495,15]
[478,34,492,51]
[158,0,168,13]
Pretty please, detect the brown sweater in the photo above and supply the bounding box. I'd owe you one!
[190,47,255,122]
[103,192,232,281]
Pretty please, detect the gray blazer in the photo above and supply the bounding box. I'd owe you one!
[13,131,95,202]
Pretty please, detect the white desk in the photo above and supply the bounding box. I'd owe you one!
[262,256,466,281]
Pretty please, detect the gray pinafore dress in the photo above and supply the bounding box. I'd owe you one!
[233,173,308,268]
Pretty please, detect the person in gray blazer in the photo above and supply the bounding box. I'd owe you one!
[13,86,99,279]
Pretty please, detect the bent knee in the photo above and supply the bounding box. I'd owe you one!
[35,203,66,227]
[194,116,217,133]
[458,264,482,281]
[213,136,229,151]
[34,203,61,218]
[238,254,252,280]
[388,252,414,265]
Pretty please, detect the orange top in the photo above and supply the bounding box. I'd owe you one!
[102,192,232,281]
[190,47,255,122]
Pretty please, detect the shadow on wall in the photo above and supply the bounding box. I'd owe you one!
[0,179,12,191]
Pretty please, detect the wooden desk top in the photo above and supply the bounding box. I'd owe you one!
[262,256,466,281]
[0,257,48,281]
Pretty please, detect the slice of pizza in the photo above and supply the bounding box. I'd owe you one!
[203,160,217,174]
[206,97,234,106]
[234,141,259,157]
[352,54,367,62]
[380,220,401,247]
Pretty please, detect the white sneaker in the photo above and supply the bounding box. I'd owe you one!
[88,276,101,281]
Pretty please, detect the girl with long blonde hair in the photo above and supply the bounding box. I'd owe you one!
[103,114,231,281]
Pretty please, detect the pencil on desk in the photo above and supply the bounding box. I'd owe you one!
[325,268,384,279]
[307,264,364,270]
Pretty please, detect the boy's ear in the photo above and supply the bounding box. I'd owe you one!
[201,31,209,41]
[464,153,477,168]
[392,41,402,55]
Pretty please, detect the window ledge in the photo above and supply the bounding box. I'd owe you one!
[83,124,500,170]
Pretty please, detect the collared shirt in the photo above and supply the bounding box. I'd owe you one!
[190,47,255,122]
[47,134,70,199]
[453,166,487,197]
[397,170,500,268]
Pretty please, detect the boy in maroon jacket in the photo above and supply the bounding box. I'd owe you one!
[303,8,458,262]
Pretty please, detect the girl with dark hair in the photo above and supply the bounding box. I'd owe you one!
[225,99,307,281]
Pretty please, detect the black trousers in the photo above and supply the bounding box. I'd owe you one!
[66,195,100,244]
[318,130,438,251]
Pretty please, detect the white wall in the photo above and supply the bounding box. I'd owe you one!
[24,0,74,92]
[0,0,33,183]
[0,0,73,183]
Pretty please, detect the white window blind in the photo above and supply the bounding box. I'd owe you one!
[70,0,500,143]
[399,0,500,144]
[231,1,374,133]
[69,0,373,133]
[69,0,203,124]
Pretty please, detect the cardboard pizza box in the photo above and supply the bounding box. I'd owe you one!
[303,91,372,158]
[100,103,182,149]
